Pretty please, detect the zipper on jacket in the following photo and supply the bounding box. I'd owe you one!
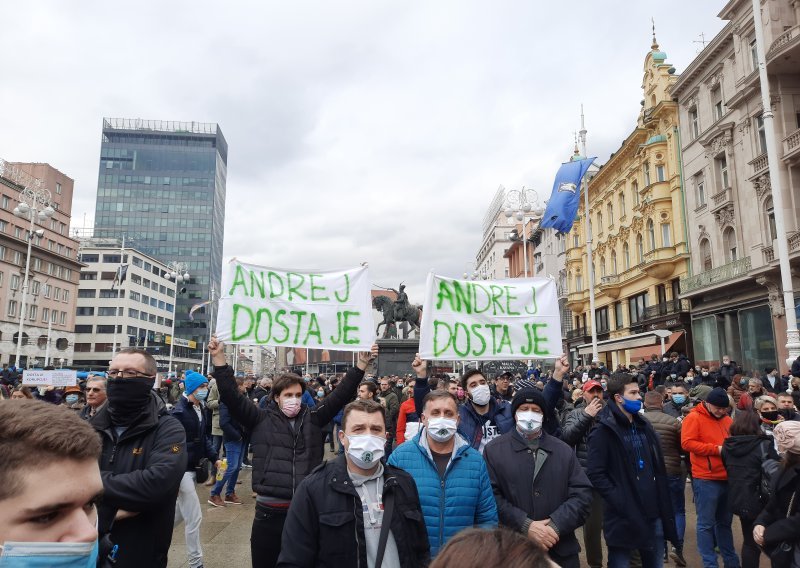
[353,493,362,568]
[291,411,306,496]
[108,442,118,465]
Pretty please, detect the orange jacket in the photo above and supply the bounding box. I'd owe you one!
[681,402,732,480]
[395,397,416,445]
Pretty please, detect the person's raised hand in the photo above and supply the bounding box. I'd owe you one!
[553,354,570,381]
[357,344,379,370]
[411,353,427,379]
[207,336,227,366]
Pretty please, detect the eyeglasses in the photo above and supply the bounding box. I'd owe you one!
[86,387,105,393]
[107,370,155,379]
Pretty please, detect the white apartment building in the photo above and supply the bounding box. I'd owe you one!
[74,240,200,371]
[475,186,515,279]
[672,0,800,370]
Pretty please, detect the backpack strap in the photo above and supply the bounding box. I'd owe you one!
[375,489,395,568]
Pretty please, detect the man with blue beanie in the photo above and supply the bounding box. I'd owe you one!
[171,370,219,568]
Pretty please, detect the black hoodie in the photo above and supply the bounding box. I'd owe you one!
[721,434,779,519]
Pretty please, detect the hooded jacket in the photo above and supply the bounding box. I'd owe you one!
[560,398,598,470]
[170,394,218,471]
[586,402,678,549]
[388,430,497,555]
[643,407,683,476]
[276,456,430,568]
[214,363,363,500]
[681,402,732,481]
[755,464,800,549]
[721,434,780,519]
[92,393,187,568]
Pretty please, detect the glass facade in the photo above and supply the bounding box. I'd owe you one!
[691,304,776,371]
[94,119,227,350]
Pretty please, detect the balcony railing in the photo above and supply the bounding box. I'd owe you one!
[640,299,691,321]
[711,187,733,211]
[566,328,589,340]
[783,127,800,160]
[767,24,800,60]
[749,153,768,176]
[600,275,619,285]
[680,256,751,294]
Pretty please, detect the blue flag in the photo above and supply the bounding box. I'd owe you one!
[539,157,596,233]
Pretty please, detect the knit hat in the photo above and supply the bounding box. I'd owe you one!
[183,370,208,395]
[515,379,538,391]
[511,387,546,416]
[705,387,730,408]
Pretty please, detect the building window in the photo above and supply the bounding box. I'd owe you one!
[575,274,583,291]
[643,162,651,186]
[80,272,98,281]
[611,250,618,274]
[647,219,656,250]
[60,311,65,325]
[711,86,723,121]
[98,307,118,317]
[1,195,8,209]
[573,233,580,248]
[700,239,714,270]
[75,325,92,334]
[8,300,17,318]
[716,154,729,189]
[765,197,777,241]
[596,307,609,334]
[623,242,630,270]
[661,223,672,247]
[689,107,700,139]
[619,192,626,217]
[76,307,95,316]
[628,292,649,325]
[614,301,624,330]
[597,212,603,232]
[632,181,640,205]
[696,173,706,206]
[723,227,738,262]
[599,255,606,277]
[756,114,767,155]
[56,182,62,195]
[750,38,758,72]
[78,289,96,298]
[28,305,37,321]
[10,274,19,290]
[656,165,665,182]
[636,234,644,263]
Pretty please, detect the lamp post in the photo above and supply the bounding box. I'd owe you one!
[165,261,190,374]
[504,188,544,277]
[12,186,55,367]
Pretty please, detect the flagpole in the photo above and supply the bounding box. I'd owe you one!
[111,235,125,357]
[579,108,599,364]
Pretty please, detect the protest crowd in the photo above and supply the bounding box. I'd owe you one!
[3,336,800,568]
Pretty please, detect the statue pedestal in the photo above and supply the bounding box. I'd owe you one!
[375,338,420,377]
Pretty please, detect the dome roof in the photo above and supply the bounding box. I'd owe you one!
[645,134,667,145]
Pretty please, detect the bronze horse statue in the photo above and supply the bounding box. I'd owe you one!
[372,295,422,338]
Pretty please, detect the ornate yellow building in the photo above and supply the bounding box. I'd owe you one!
[564,37,692,367]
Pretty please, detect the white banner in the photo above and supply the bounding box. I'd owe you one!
[21,370,78,387]
[216,260,375,351]
[419,274,563,360]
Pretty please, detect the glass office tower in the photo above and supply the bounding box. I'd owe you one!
[94,118,227,358]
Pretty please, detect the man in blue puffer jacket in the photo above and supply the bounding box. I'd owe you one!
[388,389,497,556]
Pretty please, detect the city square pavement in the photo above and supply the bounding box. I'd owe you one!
[169,450,761,568]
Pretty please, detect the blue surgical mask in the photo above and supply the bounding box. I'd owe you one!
[317,389,324,397]
[0,539,98,567]
[621,397,642,414]
[672,394,687,405]
[193,389,208,401]
[66,394,80,405]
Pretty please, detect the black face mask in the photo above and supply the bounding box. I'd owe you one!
[107,376,155,426]
[761,410,780,422]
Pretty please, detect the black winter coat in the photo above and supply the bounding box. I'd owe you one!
[214,363,363,499]
[586,403,678,549]
[755,464,800,550]
[276,456,430,568]
[721,434,779,520]
[91,394,188,568]
[484,429,592,559]
[170,396,217,471]
[560,399,597,470]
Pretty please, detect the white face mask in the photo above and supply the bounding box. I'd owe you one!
[516,411,543,434]
[345,434,385,469]
[426,417,457,443]
[0,540,99,567]
[469,384,491,406]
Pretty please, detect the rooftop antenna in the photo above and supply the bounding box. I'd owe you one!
[693,32,708,54]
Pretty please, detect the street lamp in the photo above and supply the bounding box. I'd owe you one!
[503,187,544,278]
[164,261,190,374]
[13,186,55,367]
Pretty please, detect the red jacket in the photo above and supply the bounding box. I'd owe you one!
[395,397,417,445]
[681,402,732,480]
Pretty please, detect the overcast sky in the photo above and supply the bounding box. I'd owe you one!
[0,1,725,301]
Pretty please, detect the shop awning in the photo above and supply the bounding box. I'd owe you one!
[626,331,686,361]
[576,330,682,357]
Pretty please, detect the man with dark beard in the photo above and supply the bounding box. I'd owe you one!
[91,348,187,568]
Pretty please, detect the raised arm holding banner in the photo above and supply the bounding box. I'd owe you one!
[418,273,563,360]
[216,260,376,351]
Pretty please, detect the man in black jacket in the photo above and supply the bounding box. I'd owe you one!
[208,336,378,568]
[560,379,604,568]
[586,372,677,566]
[170,370,219,568]
[91,348,188,568]
[485,388,592,568]
[277,399,429,568]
